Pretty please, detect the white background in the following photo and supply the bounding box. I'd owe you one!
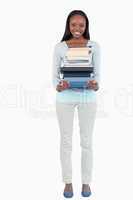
[0,0,133,199]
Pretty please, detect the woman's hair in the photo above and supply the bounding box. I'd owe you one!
[61,10,90,42]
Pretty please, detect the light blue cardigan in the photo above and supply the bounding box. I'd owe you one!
[52,40,101,103]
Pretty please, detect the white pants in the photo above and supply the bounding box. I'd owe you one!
[56,101,97,184]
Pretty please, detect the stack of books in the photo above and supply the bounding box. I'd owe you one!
[60,46,94,88]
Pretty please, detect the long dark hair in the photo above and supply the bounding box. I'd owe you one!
[61,10,90,42]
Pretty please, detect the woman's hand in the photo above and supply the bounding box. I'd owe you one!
[87,80,99,91]
[56,80,70,92]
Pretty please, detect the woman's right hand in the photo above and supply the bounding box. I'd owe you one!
[56,80,70,92]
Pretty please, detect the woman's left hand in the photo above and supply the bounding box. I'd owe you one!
[87,80,99,91]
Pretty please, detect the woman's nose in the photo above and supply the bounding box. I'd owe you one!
[74,27,80,31]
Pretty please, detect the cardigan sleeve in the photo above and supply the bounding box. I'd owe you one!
[52,43,62,89]
[92,42,101,85]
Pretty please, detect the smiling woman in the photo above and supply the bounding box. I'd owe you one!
[52,10,101,198]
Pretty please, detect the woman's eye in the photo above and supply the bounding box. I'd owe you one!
[70,23,85,28]
[80,24,85,28]
[71,23,76,27]
[71,24,85,28]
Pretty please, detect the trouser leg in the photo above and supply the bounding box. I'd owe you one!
[56,102,76,183]
[77,101,97,184]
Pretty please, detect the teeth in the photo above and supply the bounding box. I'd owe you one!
[74,32,80,35]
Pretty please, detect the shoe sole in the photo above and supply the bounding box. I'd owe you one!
[81,191,92,197]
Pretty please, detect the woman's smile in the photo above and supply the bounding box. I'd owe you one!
[73,31,81,38]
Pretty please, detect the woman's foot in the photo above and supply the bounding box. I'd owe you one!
[81,184,92,197]
[63,183,73,198]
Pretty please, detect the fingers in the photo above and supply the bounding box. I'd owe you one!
[56,80,99,91]
[91,80,97,84]
[87,80,99,91]
[89,80,97,85]
[56,80,70,92]
[59,80,70,88]
[61,80,70,87]
[56,85,62,92]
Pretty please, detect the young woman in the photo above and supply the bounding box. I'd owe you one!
[52,10,100,198]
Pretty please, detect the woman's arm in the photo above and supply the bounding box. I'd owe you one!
[52,43,61,89]
[92,41,101,85]
[52,43,70,91]
[87,42,101,91]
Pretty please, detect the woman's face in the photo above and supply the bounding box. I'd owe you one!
[69,15,86,39]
